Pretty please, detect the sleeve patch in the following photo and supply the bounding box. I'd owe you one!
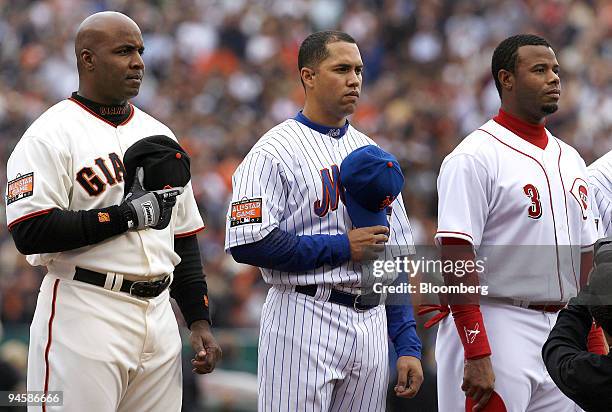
[7,172,34,205]
[230,198,262,227]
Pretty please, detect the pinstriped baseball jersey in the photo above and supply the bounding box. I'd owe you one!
[588,150,612,237]
[224,118,415,288]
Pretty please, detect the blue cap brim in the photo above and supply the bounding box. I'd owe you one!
[344,190,389,228]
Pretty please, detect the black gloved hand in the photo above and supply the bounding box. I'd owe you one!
[120,167,183,230]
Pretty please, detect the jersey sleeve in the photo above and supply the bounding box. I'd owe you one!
[589,171,612,237]
[224,150,288,250]
[6,136,71,229]
[435,154,490,247]
[173,181,205,237]
[388,192,416,256]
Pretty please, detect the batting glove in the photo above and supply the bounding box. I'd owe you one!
[121,167,184,230]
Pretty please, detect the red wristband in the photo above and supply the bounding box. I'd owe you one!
[588,323,607,355]
[451,304,492,359]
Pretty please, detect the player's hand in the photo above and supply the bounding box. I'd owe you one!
[394,355,424,398]
[463,356,495,411]
[122,167,183,230]
[189,320,222,374]
[348,226,389,261]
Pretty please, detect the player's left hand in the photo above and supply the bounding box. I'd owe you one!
[394,355,424,398]
[189,320,222,374]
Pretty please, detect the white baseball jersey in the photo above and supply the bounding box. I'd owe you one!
[436,119,598,302]
[588,150,612,237]
[435,117,596,412]
[224,118,414,288]
[6,97,203,412]
[6,98,204,278]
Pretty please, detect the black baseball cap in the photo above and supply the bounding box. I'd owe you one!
[123,135,191,195]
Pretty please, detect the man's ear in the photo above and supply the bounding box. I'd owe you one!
[498,69,514,93]
[80,48,95,71]
[300,67,316,89]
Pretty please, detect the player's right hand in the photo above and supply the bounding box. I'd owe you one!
[121,167,183,230]
[463,356,495,412]
[348,225,389,261]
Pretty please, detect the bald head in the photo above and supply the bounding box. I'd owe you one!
[74,11,145,105]
[75,12,141,67]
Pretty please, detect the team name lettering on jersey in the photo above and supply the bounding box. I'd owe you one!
[76,152,126,196]
[314,165,342,217]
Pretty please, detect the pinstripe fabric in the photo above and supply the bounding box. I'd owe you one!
[258,286,388,412]
[225,119,414,287]
[588,151,612,236]
[226,119,414,411]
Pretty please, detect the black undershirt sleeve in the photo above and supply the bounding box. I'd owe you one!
[171,234,210,328]
[9,206,129,255]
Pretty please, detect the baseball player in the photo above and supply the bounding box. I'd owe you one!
[588,150,612,236]
[224,31,422,411]
[426,34,600,411]
[5,12,220,411]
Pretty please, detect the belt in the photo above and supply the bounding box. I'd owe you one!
[526,304,566,313]
[74,267,171,298]
[494,297,566,313]
[294,285,380,312]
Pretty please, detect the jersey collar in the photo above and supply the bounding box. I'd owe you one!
[293,111,349,138]
[69,92,134,128]
[493,109,548,150]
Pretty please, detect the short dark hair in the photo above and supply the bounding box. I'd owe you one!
[491,34,552,97]
[298,30,356,72]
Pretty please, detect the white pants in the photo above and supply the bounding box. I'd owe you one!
[27,274,183,412]
[436,301,581,412]
[258,285,389,412]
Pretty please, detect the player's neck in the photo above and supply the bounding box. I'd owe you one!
[493,108,548,150]
[302,104,347,128]
[70,92,132,126]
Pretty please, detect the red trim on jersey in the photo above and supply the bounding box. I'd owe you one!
[478,128,564,299]
[493,109,548,150]
[175,226,205,238]
[68,98,134,128]
[7,208,54,230]
[555,139,579,290]
[435,231,474,241]
[43,279,60,412]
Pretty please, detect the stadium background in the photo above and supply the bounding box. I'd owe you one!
[0,0,610,410]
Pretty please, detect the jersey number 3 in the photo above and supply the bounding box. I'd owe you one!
[523,184,542,219]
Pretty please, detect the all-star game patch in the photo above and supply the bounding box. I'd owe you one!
[7,172,34,205]
[230,198,262,227]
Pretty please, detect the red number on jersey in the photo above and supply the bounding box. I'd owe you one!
[523,184,542,219]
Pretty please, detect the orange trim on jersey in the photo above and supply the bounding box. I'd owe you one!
[43,278,60,412]
[436,231,474,241]
[68,98,134,128]
[175,226,205,238]
[7,208,54,230]
[479,127,564,300]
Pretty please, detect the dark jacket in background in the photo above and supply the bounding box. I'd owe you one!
[542,303,612,411]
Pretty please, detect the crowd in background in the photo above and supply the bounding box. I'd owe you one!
[0,0,610,410]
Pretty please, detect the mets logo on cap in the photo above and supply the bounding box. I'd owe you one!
[340,145,404,228]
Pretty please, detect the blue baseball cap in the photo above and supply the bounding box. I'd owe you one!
[340,145,404,228]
